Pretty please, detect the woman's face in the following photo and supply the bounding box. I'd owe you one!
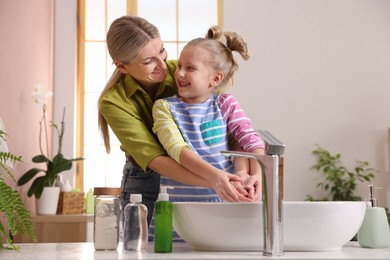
[175,46,222,104]
[117,37,167,89]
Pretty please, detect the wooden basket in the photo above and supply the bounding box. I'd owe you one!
[57,192,85,214]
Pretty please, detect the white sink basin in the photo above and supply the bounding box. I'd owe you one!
[172,201,366,251]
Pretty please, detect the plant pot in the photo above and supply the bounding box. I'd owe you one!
[36,187,61,215]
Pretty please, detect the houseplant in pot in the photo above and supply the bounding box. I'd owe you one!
[306,144,376,201]
[0,127,36,250]
[17,85,83,214]
[305,144,383,240]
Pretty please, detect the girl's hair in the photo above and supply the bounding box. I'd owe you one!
[186,25,250,89]
[98,16,160,153]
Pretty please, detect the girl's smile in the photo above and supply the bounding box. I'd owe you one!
[175,46,222,103]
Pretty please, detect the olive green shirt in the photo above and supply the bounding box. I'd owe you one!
[99,60,178,171]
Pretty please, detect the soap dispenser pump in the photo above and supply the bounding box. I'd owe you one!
[357,185,390,248]
[154,186,173,253]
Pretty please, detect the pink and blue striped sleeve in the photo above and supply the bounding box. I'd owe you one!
[218,94,265,152]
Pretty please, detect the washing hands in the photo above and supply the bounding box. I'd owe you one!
[231,169,262,202]
[231,148,264,202]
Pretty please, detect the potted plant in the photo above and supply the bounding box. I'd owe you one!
[16,85,83,214]
[306,144,376,201]
[0,129,36,250]
[306,144,390,239]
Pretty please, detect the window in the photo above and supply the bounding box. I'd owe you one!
[77,0,221,192]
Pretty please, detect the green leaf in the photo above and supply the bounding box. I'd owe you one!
[32,154,50,163]
[51,154,83,175]
[27,176,46,198]
[51,155,72,174]
[0,131,36,250]
[17,168,43,186]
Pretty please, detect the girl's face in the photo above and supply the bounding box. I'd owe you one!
[116,37,167,89]
[175,46,223,104]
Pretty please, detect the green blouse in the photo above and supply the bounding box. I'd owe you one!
[99,60,178,171]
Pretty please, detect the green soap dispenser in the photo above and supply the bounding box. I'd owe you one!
[154,186,173,253]
[357,185,390,248]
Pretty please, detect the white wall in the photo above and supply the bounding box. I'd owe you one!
[224,0,390,207]
[0,0,54,213]
[53,0,78,184]
[0,0,77,212]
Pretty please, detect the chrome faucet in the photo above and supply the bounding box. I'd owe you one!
[221,130,285,256]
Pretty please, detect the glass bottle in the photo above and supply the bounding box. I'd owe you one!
[93,187,121,250]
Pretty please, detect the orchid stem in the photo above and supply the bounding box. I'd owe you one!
[39,105,50,157]
[58,107,65,155]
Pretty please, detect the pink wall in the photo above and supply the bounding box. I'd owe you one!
[0,0,53,213]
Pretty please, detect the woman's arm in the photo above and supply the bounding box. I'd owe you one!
[148,154,212,187]
[179,147,243,202]
[100,85,215,188]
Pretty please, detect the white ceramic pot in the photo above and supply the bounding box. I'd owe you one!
[36,186,61,215]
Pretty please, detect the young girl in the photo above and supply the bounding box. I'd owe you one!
[152,25,265,205]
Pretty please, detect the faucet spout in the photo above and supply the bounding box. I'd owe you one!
[220,131,285,256]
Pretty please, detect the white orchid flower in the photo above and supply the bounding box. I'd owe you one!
[31,84,53,108]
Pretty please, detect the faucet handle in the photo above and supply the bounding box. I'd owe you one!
[257,130,286,156]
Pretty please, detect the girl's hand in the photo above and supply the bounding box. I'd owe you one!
[230,180,249,197]
[209,171,243,202]
[230,180,255,202]
[232,169,261,201]
[244,173,262,202]
[234,170,255,200]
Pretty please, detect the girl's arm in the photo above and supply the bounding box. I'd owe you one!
[218,94,265,152]
[219,94,266,201]
[246,148,265,201]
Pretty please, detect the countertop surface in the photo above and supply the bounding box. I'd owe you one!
[1,242,390,259]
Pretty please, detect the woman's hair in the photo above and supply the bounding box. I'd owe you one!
[186,25,250,89]
[98,16,160,153]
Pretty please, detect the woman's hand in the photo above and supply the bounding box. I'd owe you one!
[178,147,250,202]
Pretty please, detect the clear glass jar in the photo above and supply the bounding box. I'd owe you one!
[93,187,121,250]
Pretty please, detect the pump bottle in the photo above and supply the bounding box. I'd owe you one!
[85,188,94,214]
[123,194,148,251]
[154,186,173,253]
[357,185,390,248]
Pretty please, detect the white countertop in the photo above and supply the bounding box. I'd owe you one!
[1,242,390,259]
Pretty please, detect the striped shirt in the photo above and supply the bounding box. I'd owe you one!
[152,93,265,199]
[153,93,264,166]
[150,93,264,241]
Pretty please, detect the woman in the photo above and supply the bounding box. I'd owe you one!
[98,16,251,226]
